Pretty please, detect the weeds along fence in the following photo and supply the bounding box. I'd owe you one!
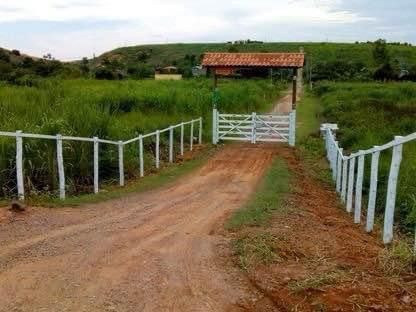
[0,118,202,201]
[321,123,416,246]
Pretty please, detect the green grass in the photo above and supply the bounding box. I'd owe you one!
[313,82,416,230]
[0,78,284,199]
[226,157,291,230]
[8,146,215,208]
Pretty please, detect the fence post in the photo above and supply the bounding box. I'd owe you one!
[354,151,365,224]
[139,135,144,177]
[190,121,194,151]
[332,141,338,181]
[366,147,380,232]
[155,130,160,169]
[251,112,256,144]
[341,158,348,203]
[347,156,356,213]
[336,148,343,193]
[289,111,296,147]
[383,136,404,244]
[180,123,184,156]
[212,108,218,144]
[93,137,99,194]
[199,117,202,144]
[118,141,124,186]
[56,134,65,200]
[15,130,24,200]
[169,126,174,163]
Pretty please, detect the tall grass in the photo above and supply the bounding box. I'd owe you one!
[314,82,416,231]
[0,78,284,198]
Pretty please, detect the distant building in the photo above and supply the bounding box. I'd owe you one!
[155,66,182,80]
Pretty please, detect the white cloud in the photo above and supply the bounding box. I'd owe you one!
[0,0,376,59]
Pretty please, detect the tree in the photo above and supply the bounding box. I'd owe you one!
[227,45,239,53]
[11,49,20,56]
[0,49,10,62]
[372,39,390,65]
[80,57,89,75]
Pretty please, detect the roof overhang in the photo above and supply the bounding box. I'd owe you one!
[202,52,305,69]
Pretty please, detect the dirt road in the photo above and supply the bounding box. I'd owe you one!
[0,144,279,312]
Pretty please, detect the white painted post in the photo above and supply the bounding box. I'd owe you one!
[212,109,218,144]
[366,147,380,232]
[139,135,144,177]
[93,137,99,194]
[169,126,174,163]
[332,141,338,181]
[325,130,330,160]
[155,130,160,169]
[118,141,124,186]
[198,117,202,144]
[289,111,296,146]
[190,121,194,151]
[180,123,184,156]
[15,130,24,200]
[346,157,356,213]
[354,152,365,224]
[341,158,348,203]
[56,134,65,200]
[383,137,404,244]
[336,148,343,193]
[251,112,256,144]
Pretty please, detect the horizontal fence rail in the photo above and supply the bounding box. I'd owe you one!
[321,123,416,245]
[0,117,203,201]
[213,109,296,146]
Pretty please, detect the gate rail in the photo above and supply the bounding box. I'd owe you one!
[213,109,296,146]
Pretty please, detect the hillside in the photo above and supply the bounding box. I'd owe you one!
[95,41,416,80]
[0,47,80,85]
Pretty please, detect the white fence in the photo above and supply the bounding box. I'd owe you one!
[0,118,202,201]
[321,123,416,245]
[212,109,296,146]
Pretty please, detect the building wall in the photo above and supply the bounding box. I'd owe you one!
[155,74,183,80]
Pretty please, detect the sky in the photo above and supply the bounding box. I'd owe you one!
[0,0,414,60]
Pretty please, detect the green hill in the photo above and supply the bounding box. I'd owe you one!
[94,41,416,80]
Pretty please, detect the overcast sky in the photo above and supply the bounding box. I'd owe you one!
[0,0,414,60]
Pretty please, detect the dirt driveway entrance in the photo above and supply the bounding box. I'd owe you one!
[0,144,279,312]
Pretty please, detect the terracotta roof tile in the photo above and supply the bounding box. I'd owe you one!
[202,52,304,68]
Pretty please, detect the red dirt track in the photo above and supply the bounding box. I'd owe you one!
[0,144,278,312]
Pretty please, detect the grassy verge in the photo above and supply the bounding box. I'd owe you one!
[7,147,215,208]
[226,158,292,230]
[297,88,416,274]
[226,157,292,270]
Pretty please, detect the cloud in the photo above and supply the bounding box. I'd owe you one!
[4,0,411,60]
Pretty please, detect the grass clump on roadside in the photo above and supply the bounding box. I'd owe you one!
[378,240,416,276]
[226,157,291,230]
[233,232,279,270]
[288,270,346,293]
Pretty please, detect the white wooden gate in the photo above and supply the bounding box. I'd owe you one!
[212,109,296,146]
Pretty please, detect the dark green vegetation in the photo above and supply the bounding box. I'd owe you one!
[0,48,80,85]
[2,40,416,83]
[312,82,416,231]
[96,40,416,81]
[0,78,283,199]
